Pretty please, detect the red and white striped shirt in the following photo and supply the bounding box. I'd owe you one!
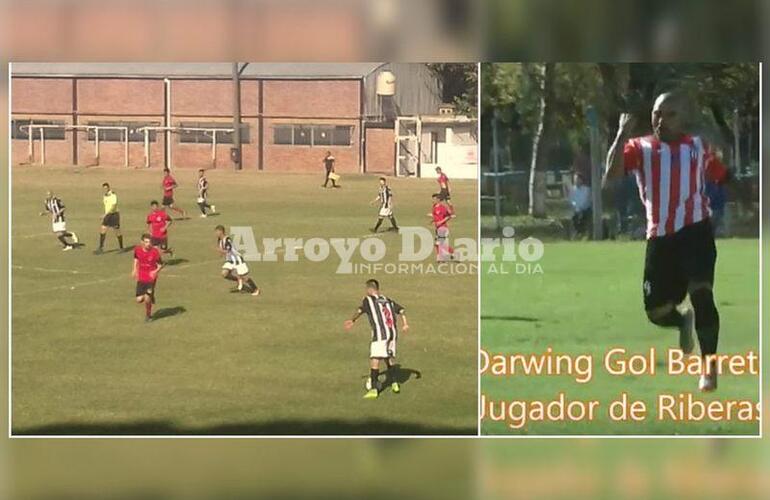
[623,134,728,239]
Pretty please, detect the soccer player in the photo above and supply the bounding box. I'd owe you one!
[133,233,163,322]
[146,200,173,256]
[161,168,187,219]
[370,177,399,233]
[321,151,339,188]
[435,166,454,213]
[344,279,409,399]
[214,225,260,296]
[39,191,78,251]
[196,169,216,217]
[428,193,455,261]
[603,91,730,392]
[96,182,123,254]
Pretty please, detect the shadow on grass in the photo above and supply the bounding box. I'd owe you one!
[12,417,475,436]
[152,306,186,320]
[481,315,540,323]
[163,257,189,266]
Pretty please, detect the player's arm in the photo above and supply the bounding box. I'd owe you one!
[395,304,409,331]
[344,308,364,330]
[603,113,635,189]
[132,257,138,278]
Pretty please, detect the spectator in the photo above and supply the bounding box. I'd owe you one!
[566,173,592,237]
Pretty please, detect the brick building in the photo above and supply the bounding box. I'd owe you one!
[11,63,459,175]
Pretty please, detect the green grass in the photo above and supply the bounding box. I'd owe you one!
[11,166,478,435]
[481,239,760,435]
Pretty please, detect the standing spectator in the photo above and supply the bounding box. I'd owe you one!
[322,151,339,188]
[565,173,592,237]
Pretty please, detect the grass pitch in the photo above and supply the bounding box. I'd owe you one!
[11,166,478,435]
[481,239,760,435]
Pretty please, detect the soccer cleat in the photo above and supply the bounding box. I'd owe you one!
[391,382,400,394]
[679,307,695,354]
[251,288,261,297]
[200,213,207,218]
[363,389,379,399]
[62,245,73,251]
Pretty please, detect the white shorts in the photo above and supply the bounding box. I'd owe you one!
[52,221,67,233]
[370,339,396,359]
[378,207,393,217]
[435,226,449,240]
[196,197,205,203]
[222,262,249,276]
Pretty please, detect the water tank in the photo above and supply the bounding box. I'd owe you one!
[376,70,396,96]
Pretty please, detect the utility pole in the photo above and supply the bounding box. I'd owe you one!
[232,62,242,170]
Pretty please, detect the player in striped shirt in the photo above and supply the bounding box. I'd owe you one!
[39,191,79,251]
[604,91,730,392]
[370,177,399,233]
[196,169,216,218]
[344,279,409,399]
[214,225,260,296]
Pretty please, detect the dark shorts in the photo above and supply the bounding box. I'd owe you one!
[643,219,716,310]
[438,188,451,201]
[136,281,155,297]
[162,196,174,206]
[151,236,168,249]
[102,212,120,229]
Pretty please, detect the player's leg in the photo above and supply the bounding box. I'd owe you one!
[373,216,384,232]
[322,168,330,187]
[642,236,693,352]
[683,221,720,391]
[55,231,71,249]
[238,267,260,296]
[388,215,399,231]
[385,342,399,393]
[364,357,382,399]
[98,224,108,252]
[115,228,123,249]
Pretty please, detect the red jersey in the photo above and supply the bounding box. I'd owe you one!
[431,203,451,229]
[437,173,449,189]
[134,245,162,283]
[623,134,728,239]
[146,209,171,238]
[162,175,176,197]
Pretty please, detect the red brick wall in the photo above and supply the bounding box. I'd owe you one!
[77,79,164,115]
[364,127,395,175]
[171,79,259,117]
[169,117,258,169]
[262,118,359,173]
[12,78,73,114]
[11,114,74,166]
[263,80,359,118]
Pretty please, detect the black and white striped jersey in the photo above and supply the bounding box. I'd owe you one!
[378,186,393,210]
[218,236,244,265]
[197,177,208,198]
[358,294,404,342]
[44,197,66,223]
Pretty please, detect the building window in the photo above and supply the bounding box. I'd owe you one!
[272,124,353,147]
[11,119,66,140]
[178,122,250,144]
[87,121,160,142]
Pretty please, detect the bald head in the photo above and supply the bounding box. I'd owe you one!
[652,92,688,142]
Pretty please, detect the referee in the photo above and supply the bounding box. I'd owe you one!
[96,182,123,254]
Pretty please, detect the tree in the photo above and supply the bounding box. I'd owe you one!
[426,63,478,116]
[528,63,555,218]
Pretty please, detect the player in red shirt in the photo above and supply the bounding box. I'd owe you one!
[146,200,174,256]
[604,91,731,392]
[133,233,163,322]
[161,168,187,219]
[428,193,455,261]
[435,166,454,214]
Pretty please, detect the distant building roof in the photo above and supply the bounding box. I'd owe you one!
[11,62,386,79]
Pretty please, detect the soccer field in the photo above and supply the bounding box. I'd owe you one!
[480,239,760,435]
[11,166,478,435]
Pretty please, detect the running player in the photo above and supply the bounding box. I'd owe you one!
[96,182,123,254]
[428,193,455,261]
[161,168,187,219]
[603,91,730,392]
[133,233,163,322]
[435,166,454,213]
[214,225,260,296]
[196,169,216,217]
[39,191,78,251]
[146,200,173,256]
[370,177,399,233]
[344,279,409,399]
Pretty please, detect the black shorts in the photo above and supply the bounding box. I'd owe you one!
[150,236,168,249]
[439,188,451,201]
[136,281,155,297]
[643,219,716,310]
[162,196,174,206]
[102,212,120,229]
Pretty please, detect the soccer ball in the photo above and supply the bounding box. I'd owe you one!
[365,377,372,391]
